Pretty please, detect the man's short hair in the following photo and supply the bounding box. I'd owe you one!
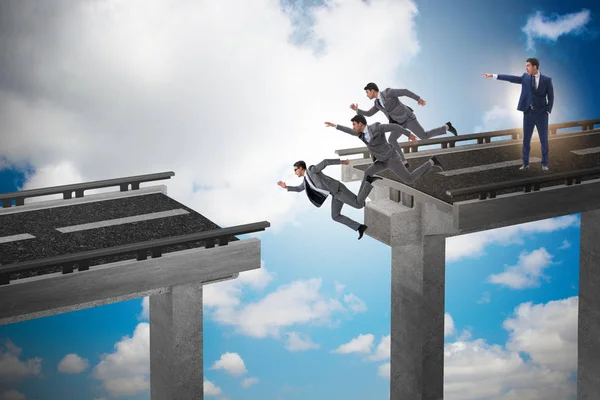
[293,161,307,170]
[351,114,367,125]
[526,57,540,69]
[364,82,379,91]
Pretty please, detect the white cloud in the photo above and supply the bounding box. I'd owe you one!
[0,390,26,400]
[332,334,374,355]
[558,239,571,250]
[477,291,491,304]
[334,282,346,295]
[204,380,222,396]
[0,340,42,382]
[445,313,455,337]
[140,297,149,320]
[343,293,367,313]
[377,362,390,378]
[488,247,554,289]
[0,0,422,229]
[241,377,259,388]
[368,335,390,362]
[503,296,578,372]
[446,215,578,262]
[473,106,521,133]
[92,323,150,397]
[284,332,320,352]
[523,9,591,50]
[57,353,89,374]
[210,352,247,377]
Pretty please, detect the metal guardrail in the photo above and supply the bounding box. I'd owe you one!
[446,167,600,201]
[0,171,175,208]
[335,118,600,158]
[0,221,270,285]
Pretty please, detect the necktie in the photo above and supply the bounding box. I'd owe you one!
[531,75,536,91]
[376,99,383,109]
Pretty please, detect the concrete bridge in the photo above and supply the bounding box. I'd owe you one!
[335,118,600,400]
[0,172,270,399]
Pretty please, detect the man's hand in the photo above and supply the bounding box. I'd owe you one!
[324,121,336,127]
[417,98,426,106]
[482,73,493,78]
[277,181,287,189]
[341,159,350,165]
[408,133,418,142]
[350,103,358,111]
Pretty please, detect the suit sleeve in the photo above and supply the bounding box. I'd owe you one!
[311,159,341,173]
[546,77,554,114]
[336,124,359,137]
[496,74,524,84]
[379,123,411,138]
[386,88,420,102]
[286,181,305,192]
[357,105,379,117]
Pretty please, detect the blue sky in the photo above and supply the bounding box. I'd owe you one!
[0,0,598,399]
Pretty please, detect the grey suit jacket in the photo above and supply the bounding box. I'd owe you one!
[336,122,404,162]
[357,88,420,124]
[287,159,342,194]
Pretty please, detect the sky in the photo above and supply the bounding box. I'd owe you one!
[0,0,598,399]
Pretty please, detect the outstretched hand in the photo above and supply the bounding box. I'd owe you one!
[408,133,418,142]
[341,159,350,165]
[350,103,358,111]
[324,122,336,127]
[277,181,287,189]
[417,98,426,106]
[482,73,493,78]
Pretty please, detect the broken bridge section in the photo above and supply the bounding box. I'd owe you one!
[336,118,600,400]
[0,171,270,400]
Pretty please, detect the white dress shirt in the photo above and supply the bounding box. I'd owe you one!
[304,172,329,196]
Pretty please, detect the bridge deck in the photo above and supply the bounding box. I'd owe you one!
[355,130,600,204]
[0,192,233,280]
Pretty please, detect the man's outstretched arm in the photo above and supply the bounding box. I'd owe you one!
[278,180,305,192]
[311,158,350,174]
[483,72,523,84]
[324,121,358,137]
[350,103,379,117]
[385,88,421,102]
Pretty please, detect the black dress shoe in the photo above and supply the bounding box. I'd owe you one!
[358,224,368,240]
[446,122,457,136]
[430,155,444,171]
[366,176,383,184]
[404,161,410,168]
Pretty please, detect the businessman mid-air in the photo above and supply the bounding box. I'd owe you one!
[351,82,457,166]
[324,115,443,188]
[278,158,380,240]
[483,57,554,171]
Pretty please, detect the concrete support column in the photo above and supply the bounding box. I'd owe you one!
[150,282,204,399]
[578,209,600,399]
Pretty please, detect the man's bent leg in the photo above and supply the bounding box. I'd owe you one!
[331,197,361,231]
[387,125,410,163]
[335,182,373,209]
[387,155,433,184]
[403,118,447,140]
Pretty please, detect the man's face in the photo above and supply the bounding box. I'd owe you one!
[352,121,364,132]
[365,89,377,100]
[525,62,538,75]
[294,166,304,177]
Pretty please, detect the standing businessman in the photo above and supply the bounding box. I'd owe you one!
[351,82,457,167]
[483,57,554,171]
[278,158,379,239]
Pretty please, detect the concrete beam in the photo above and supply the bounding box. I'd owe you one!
[150,282,204,399]
[453,178,600,233]
[578,209,600,399]
[0,238,260,325]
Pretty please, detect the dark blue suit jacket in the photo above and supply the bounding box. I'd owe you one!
[497,73,554,115]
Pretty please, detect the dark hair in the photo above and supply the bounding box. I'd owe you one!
[364,82,379,91]
[293,161,307,170]
[526,57,540,69]
[351,114,367,125]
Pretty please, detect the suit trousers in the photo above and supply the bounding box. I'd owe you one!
[362,153,433,187]
[522,109,549,166]
[330,181,373,231]
[386,117,447,164]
